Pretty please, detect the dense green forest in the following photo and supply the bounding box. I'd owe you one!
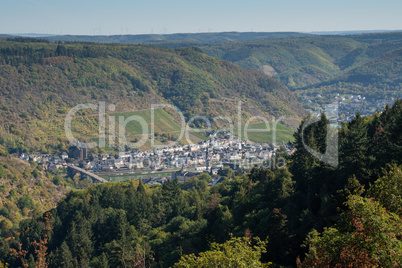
[299,47,402,97]
[0,100,400,267]
[0,38,304,154]
[10,32,401,97]
[7,32,402,95]
[126,32,402,98]
[197,33,402,94]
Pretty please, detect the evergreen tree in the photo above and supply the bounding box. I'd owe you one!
[339,113,373,184]
[162,179,185,222]
[52,242,74,268]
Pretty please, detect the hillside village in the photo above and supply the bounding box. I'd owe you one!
[304,94,397,122]
[16,134,294,186]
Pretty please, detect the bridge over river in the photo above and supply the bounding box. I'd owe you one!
[68,164,108,183]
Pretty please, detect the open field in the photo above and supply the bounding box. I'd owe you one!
[111,108,183,135]
[234,122,295,143]
[113,109,295,144]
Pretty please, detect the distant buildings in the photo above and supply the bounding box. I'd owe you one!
[20,153,29,161]
[23,131,293,187]
[61,152,69,160]
[303,93,397,123]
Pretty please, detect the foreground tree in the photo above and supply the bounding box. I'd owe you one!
[302,195,402,267]
[173,236,270,268]
[368,164,402,215]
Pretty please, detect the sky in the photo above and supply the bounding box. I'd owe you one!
[1,0,401,35]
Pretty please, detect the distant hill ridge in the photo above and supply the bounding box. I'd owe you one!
[22,31,401,94]
[0,39,304,153]
[22,32,312,44]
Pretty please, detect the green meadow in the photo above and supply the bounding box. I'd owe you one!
[235,122,295,144]
[113,109,295,145]
[111,108,183,135]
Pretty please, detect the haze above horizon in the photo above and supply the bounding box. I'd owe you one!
[1,0,401,35]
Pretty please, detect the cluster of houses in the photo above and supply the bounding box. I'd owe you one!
[337,96,397,122]
[17,135,294,185]
[19,152,69,171]
[87,138,290,172]
[304,93,397,122]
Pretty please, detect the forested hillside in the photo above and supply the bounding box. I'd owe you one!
[0,38,304,154]
[301,47,402,97]
[198,36,362,89]
[0,145,69,239]
[19,32,402,97]
[196,33,402,91]
[132,32,402,97]
[1,100,400,267]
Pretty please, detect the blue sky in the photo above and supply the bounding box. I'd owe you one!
[1,0,401,35]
